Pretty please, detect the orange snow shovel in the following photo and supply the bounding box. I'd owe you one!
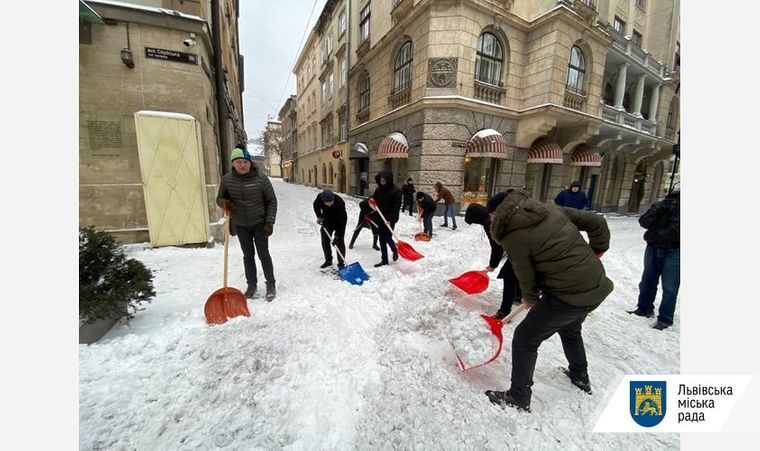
[204,210,250,325]
[368,198,424,261]
[452,304,526,372]
[414,208,431,242]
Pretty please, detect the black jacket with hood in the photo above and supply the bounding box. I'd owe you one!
[371,170,402,224]
[639,191,680,249]
[416,192,437,219]
[313,193,348,231]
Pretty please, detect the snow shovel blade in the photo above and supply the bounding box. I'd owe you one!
[449,270,489,295]
[205,287,249,325]
[396,240,424,261]
[414,232,431,242]
[453,314,505,372]
[339,262,370,285]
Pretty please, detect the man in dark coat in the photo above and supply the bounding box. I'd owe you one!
[415,191,436,238]
[628,189,680,330]
[216,146,278,301]
[348,199,380,250]
[464,198,522,320]
[313,190,348,269]
[485,190,613,411]
[401,178,416,216]
[371,170,401,267]
[554,181,589,210]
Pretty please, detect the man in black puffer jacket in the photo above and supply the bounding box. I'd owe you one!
[216,146,278,301]
[415,191,436,238]
[628,189,680,330]
[313,190,348,269]
[371,170,402,267]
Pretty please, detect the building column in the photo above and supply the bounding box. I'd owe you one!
[613,62,629,110]
[632,73,647,117]
[647,83,662,122]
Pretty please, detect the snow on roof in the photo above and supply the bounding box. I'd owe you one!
[386,132,408,147]
[134,110,196,121]
[88,0,203,21]
[472,128,501,140]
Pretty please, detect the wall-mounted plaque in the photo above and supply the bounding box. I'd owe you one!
[145,47,198,65]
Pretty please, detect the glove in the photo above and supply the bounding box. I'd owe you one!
[317,218,324,225]
[595,251,604,258]
[331,237,338,246]
[222,201,232,213]
[484,266,495,273]
[262,223,274,237]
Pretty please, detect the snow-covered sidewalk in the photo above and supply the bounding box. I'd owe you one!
[79,179,679,449]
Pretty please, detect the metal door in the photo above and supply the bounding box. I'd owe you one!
[134,111,210,246]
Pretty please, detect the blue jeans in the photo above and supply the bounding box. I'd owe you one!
[442,204,457,227]
[422,215,433,236]
[637,245,680,325]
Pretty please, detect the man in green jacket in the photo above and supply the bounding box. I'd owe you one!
[216,146,278,301]
[484,190,613,412]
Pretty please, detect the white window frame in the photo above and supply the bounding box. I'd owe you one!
[339,57,347,87]
[613,16,626,34]
[328,73,334,98]
[360,4,371,43]
[338,9,347,36]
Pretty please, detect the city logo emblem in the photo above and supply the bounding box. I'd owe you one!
[630,381,667,427]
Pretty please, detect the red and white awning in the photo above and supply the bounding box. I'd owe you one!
[377,132,409,159]
[466,129,510,159]
[527,141,563,164]
[570,145,602,167]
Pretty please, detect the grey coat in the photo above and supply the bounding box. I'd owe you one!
[216,164,277,227]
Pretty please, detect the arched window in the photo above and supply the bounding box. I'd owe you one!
[329,163,334,184]
[567,46,585,93]
[475,32,504,86]
[358,71,370,112]
[393,41,413,93]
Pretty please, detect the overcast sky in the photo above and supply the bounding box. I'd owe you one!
[239,0,328,141]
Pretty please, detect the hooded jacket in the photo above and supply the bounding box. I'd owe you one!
[639,191,680,249]
[554,181,589,210]
[402,182,416,201]
[490,190,613,306]
[434,182,455,204]
[216,163,278,227]
[372,170,402,223]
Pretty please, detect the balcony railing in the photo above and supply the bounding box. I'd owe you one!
[563,85,587,111]
[599,22,668,78]
[474,79,506,105]
[388,88,411,110]
[392,0,412,21]
[572,0,597,22]
[600,103,658,136]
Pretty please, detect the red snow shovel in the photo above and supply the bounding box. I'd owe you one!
[368,198,424,261]
[449,270,490,295]
[204,211,250,325]
[414,208,431,242]
[452,304,526,372]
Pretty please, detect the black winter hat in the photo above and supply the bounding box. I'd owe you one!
[321,190,335,202]
[415,192,425,200]
[570,181,582,188]
[464,204,489,225]
[486,190,514,213]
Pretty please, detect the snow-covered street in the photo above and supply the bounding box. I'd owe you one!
[79,178,679,449]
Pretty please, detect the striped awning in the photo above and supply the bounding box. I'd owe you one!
[570,145,602,167]
[349,142,369,159]
[527,141,563,164]
[377,132,409,159]
[466,129,509,159]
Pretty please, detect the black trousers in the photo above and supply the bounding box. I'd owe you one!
[497,260,522,314]
[508,295,599,403]
[235,224,275,286]
[349,218,378,249]
[321,226,346,265]
[377,222,397,263]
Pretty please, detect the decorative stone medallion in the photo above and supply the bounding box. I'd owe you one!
[427,58,458,88]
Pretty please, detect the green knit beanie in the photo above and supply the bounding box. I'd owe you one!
[230,148,250,162]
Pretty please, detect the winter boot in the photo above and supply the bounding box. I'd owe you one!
[452,225,457,230]
[490,309,510,321]
[374,260,389,268]
[337,262,345,269]
[244,284,256,299]
[652,321,670,330]
[392,248,399,261]
[320,261,333,269]
[627,308,654,318]
[485,390,531,412]
[562,368,592,394]
[265,282,276,302]
[440,223,448,227]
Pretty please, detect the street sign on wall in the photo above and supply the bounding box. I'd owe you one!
[144,47,198,65]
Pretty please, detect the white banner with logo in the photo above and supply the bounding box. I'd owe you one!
[593,375,752,432]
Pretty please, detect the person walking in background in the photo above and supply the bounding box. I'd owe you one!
[371,170,401,267]
[434,182,457,230]
[401,178,416,216]
[485,190,613,412]
[463,194,522,320]
[554,181,589,210]
[415,191,436,238]
[313,190,348,270]
[628,189,680,330]
[349,199,380,251]
[216,145,278,301]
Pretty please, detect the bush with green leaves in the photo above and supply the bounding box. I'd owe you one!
[79,227,156,325]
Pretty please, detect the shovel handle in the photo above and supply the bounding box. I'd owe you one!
[501,303,527,324]
[321,226,348,262]
[223,211,230,288]
[368,198,402,242]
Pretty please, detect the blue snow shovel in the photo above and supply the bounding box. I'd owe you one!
[321,227,370,285]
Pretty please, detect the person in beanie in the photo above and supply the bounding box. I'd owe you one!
[434,182,457,229]
[313,190,348,269]
[464,193,522,320]
[216,145,278,301]
[627,189,680,330]
[415,191,436,238]
[554,181,589,210]
[371,170,401,267]
[349,199,380,251]
[485,190,613,412]
[401,178,416,216]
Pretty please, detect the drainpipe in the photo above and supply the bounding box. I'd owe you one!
[345,0,351,193]
[211,0,230,173]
